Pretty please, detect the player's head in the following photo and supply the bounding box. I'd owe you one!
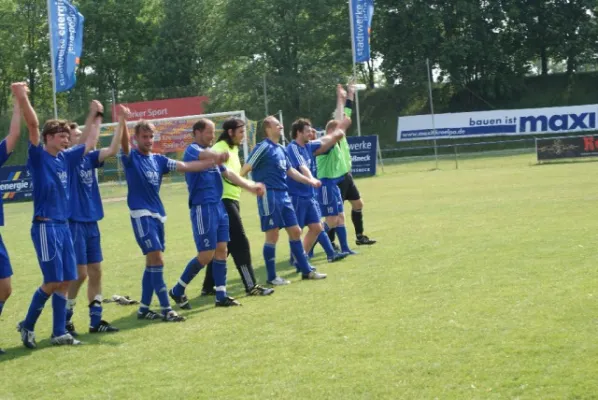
[134,120,155,155]
[192,118,216,147]
[217,117,245,147]
[68,122,82,147]
[263,116,282,142]
[325,119,339,135]
[291,118,312,143]
[42,119,71,152]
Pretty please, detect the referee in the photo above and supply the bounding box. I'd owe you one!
[201,118,274,296]
[328,84,376,247]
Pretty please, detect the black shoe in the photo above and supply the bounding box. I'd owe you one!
[247,284,275,296]
[332,242,341,252]
[89,320,119,333]
[201,288,216,296]
[137,309,162,320]
[0,348,5,355]
[215,296,242,307]
[163,310,186,322]
[356,234,376,245]
[66,321,79,337]
[169,289,191,310]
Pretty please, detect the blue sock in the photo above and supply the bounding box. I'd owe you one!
[89,297,102,329]
[52,292,67,337]
[318,231,336,258]
[150,265,172,316]
[323,222,330,232]
[212,259,228,302]
[24,287,50,331]
[0,300,4,317]
[337,225,351,253]
[66,299,76,322]
[172,257,203,297]
[263,243,277,281]
[290,240,312,274]
[139,267,154,313]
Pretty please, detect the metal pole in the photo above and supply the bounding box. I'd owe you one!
[47,0,58,119]
[426,58,438,169]
[263,74,269,117]
[278,109,286,145]
[348,0,362,136]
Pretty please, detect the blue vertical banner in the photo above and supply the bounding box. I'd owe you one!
[48,0,84,92]
[351,0,374,63]
[347,135,378,176]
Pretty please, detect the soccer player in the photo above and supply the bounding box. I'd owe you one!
[240,116,327,285]
[63,105,129,336]
[200,118,274,297]
[169,118,266,309]
[15,83,102,348]
[121,118,221,321]
[328,84,377,247]
[286,117,350,264]
[0,84,24,354]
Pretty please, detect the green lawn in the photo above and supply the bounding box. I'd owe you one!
[1,153,597,399]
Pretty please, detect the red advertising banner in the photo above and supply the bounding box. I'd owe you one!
[112,96,209,122]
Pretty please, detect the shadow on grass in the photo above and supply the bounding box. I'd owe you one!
[0,250,340,361]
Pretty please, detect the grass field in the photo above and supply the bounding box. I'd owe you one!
[1,153,598,399]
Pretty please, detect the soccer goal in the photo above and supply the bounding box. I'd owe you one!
[95,110,258,185]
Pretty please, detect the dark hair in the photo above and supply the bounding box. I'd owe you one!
[42,119,70,143]
[217,117,245,147]
[291,118,311,139]
[69,122,79,130]
[134,120,155,136]
[192,118,213,134]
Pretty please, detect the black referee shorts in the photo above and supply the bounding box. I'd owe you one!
[337,173,361,201]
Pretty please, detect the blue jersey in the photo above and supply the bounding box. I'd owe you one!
[69,150,104,222]
[0,140,12,226]
[121,149,177,221]
[286,140,322,198]
[27,142,85,222]
[183,143,227,206]
[247,139,292,190]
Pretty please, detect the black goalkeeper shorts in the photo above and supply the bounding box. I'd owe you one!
[337,173,361,202]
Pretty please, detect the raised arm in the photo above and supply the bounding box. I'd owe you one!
[78,100,103,146]
[5,93,22,153]
[11,82,39,146]
[99,105,128,162]
[288,167,320,188]
[222,169,265,196]
[121,113,131,156]
[82,116,102,155]
[313,116,351,156]
[335,84,347,121]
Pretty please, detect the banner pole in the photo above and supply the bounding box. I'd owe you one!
[348,0,362,136]
[47,0,58,119]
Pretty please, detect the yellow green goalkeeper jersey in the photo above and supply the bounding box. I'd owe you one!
[212,140,241,201]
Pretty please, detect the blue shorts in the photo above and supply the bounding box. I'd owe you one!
[0,234,12,279]
[69,221,103,265]
[291,196,322,228]
[31,222,77,283]
[318,184,344,217]
[130,216,165,255]
[257,189,299,232]
[191,202,230,252]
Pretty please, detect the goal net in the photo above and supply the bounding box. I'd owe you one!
[95,110,258,185]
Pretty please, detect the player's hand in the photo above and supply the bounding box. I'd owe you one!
[347,83,355,97]
[217,152,229,164]
[310,178,322,188]
[90,100,104,115]
[117,105,131,119]
[252,182,266,196]
[11,82,29,99]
